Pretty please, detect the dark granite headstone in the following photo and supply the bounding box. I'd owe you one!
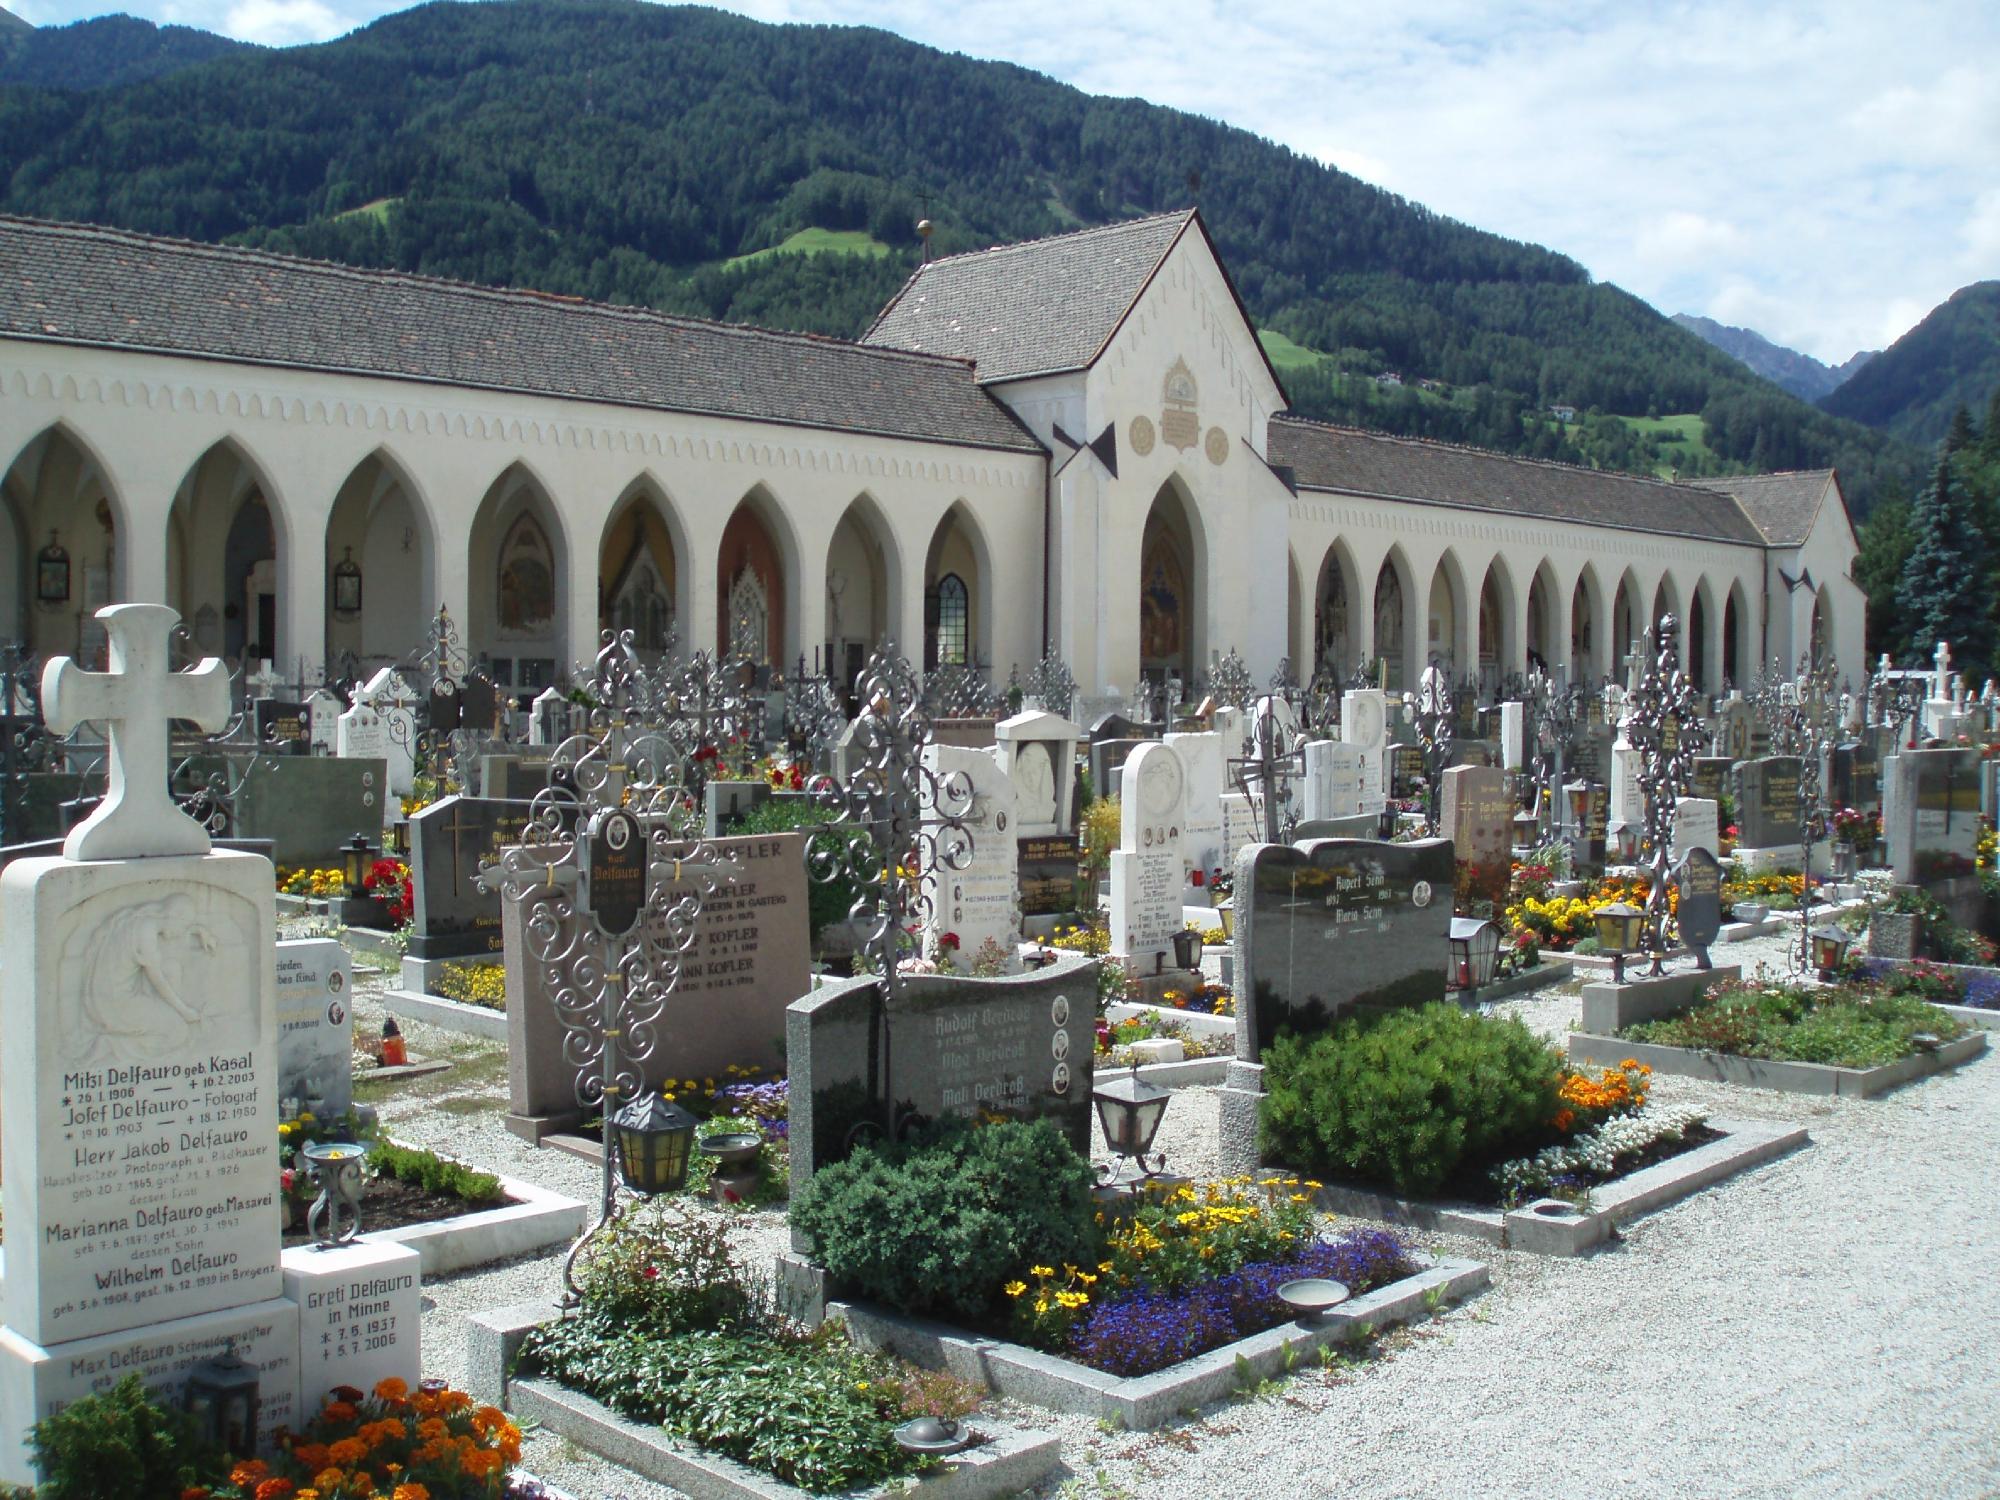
[1442,764,1510,910]
[1234,837,1454,1058]
[706,779,772,835]
[1830,740,1881,815]
[1019,834,1080,916]
[1689,756,1731,807]
[1293,814,1382,841]
[784,954,1098,1210]
[1733,756,1801,850]
[1089,738,1151,805]
[460,675,500,734]
[409,793,538,959]
[254,699,310,751]
[1390,745,1426,800]
[233,754,388,867]
[1674,847,1723,968]
[1088,712,1154,744]
[1569,781,1608,875]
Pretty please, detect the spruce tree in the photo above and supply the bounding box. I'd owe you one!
[1898,447,1994,674]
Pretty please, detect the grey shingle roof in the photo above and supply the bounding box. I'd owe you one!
[1691,471,1835,546]
[0,216,1044,455]
[1269,416,1768,545]
[864,211,1194,383]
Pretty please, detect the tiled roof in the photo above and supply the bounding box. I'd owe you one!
[1690,471,1835,546]
[1269,416,1769,545]
[865,211,1194,383]
[0,216,1044,455]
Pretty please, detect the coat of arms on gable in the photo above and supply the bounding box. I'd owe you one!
[1161,359,1200,452]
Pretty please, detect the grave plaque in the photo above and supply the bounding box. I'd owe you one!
[1441,764,1510,909]
[921,744,1020,972]
[1235,837,1454,1057]
[1019,834,1080,917]
[1674,847,1723,968]
[409,794,538,960]
[274,937,353,1121]
[234,756,385,867]
[785,954,1098,1201]
[1690,756,1732,807]
[579,808,648,937]
[254,698,310,750]
[1219,792,1264,873]
[428,680,462,734]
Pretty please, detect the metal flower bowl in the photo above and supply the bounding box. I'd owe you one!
[697,1131,763,1169]
[893,1416,971,1456]
[1276,1277,1351,1317]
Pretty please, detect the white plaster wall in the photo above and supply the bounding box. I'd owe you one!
[0,344,1046,683]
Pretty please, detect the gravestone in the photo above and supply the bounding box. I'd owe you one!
[1219,791,1264,876]
[1674,847,1724,969]
[306,688,343,754]
[1884,747,1981,890]
[1300,740,1364,823]
[1216,837,1452,1173]
[408,794,538,960]
[1732,756,1803,870]
[1340,689,1390,814]
[505,829,810,1140]
[1108,742,1186,972]
[1390,744,1426,801]
[1670,797,1720,866]
[1609,723,1642,847]
[921,744,1020,974]
[995,709,1082,838]
[1828,739,1880,817]
[274,937,353,1122]
[1440,764,1510,911]
[0,606,304,1478]
[254,698,311,752]
[1714,697,1753,761]
[705,779,771,836]
[476,751,553,802]
[784,954,1098,1212]
[529,686,571,746]
[1569,780,1608,876]
[1690,756,1732,808]
[1293,814,1381,841]
[234,756,386,868]
[1018,834,1080,920]
[1089,738,1151,808]
[1164,729,1224,900]
[1499,701,1527,770]
[337,698,414,804]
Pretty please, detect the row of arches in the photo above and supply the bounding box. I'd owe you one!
[1294,539,1818,694]
[1,427,995,690]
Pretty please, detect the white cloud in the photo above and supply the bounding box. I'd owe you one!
[220,0,351,44]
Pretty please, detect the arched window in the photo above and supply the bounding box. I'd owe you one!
[727,564,770,665]
[933,572,968,666]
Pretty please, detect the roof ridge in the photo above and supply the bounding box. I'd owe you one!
[907,209,1196,272]
[1270,412,1708,494]
[0,213,987,373]
[1693,470,1835,483]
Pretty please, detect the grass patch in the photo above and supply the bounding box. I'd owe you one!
[1623,974,1967,1069]
[1257,328,1332,374]
[722,226,893,270]
[332,195,399,223]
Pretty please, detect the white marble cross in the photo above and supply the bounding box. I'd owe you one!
[43,603,230,861]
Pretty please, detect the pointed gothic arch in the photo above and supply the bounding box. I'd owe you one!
[167,437,286,664]
[1139,479,1205,680]
[716,488,794,667]
[1314,538,1361,679]
[1527,560,1558,676]
[0,423,125,657]
[1611,568,1642,677]
[1724,581,1748,688]
[1476,555,1517,688]
[1689,577,1716,691]
[324,447,436,668]
[599,479,684,660]
[470,461,568,692]
[924,501,992,677]
[1426,552,1468,675]
[1374,547,1417,691]
[1570,564,1603,683]
[825,494,898,683]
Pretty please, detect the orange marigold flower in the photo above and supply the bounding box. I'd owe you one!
[327,1437,369,1467]
[322,1401,359,1425]
[254,1480,295,1500]
[392,1486,431,1500]
[470,1405,507,1434]
[373,1377,410,1402]
[290,1443,330,1470]
[416,1417,449,1442]
[312,1470,346,1491]
[459,1448,503,1480]
[231,1461,271,1487]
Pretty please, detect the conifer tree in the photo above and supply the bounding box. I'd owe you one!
[1897,446,1994,674]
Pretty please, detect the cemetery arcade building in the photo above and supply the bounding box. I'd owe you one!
[0,209,1862,695]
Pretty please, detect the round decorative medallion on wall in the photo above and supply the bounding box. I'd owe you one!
[1129,415,1157,456]
[1205,426,1230,466]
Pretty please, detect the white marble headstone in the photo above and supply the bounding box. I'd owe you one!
[1302,740,1365,822]
[1109,742,1187,971]
[1500,702,1526,770]
[994,708,1082,840]
[1164,730,1223,895]
[1340,689,1390,815]
[1670,797,1720,865]
[921,744,1021,974]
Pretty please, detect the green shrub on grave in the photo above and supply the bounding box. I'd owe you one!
[791,1117,1101,1322]
[28,1375,215,1500]
[367,1138,504,1206]
[1258,1003,1564,1198]
[724,796,855,943]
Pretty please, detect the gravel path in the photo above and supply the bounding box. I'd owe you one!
[335,934,2000,1500]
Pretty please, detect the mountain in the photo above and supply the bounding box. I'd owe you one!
[0,0,1921,508]
[0,13,249,91]
[1820,282,2000,451]
[1671,313,1872,403]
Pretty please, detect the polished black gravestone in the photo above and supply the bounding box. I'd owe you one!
[1019,833,1080,917]
[409,793,539,959]
[1733,756,1802,852]
[1674,847,1723,969]
[784,954,1099,1236]
[1689,756,1732,807]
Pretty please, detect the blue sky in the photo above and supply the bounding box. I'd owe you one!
[8,0,1996,364]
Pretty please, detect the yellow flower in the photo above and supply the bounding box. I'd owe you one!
[1029,1265,1053,1277]
[855,1380,869,1391]
[1003,1280,1026,1297]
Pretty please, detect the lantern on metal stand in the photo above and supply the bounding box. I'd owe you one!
[1448,916,1502,1003]
[1093,1060,1171,1183]
[611,1091,700,1197]
[1593,901,1645,985]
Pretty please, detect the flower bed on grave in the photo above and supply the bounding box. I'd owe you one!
[279,1114,510,1244]
[1259,1003,1717,1212]
[1858,955,2000,1010]
[572,1069,792,1207]
[1620,973,1973,1068]
[514,1200,995,1496]
[789,1118,1424,1380]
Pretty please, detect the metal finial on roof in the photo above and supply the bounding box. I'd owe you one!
[917,218,934,263]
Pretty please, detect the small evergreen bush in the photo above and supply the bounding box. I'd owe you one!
[1258,1004,1564,1197]
[367,1139,504,1205]
[28,1375,212,1499]
[791,1117,1100,1322]
[726,797,856,942]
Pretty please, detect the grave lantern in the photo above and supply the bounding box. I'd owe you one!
[1170,926,1205,972]
[342,831,376,898]
[1448,916,1501,1001]
[1565,780,1591,833]
[612,1091,699,1196]
[1093,1060,1170,1182]
[1593,900,1645,984]
[185,1339,260,1456]
[1809,921,1853,981]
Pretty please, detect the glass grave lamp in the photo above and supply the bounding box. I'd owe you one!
[1593,901,1645,985]
[1093,1060,1171,1183]
[185,1339,260,1456]
[1448,916,1502,1003]
[342,831,377,899]
[1565,780,1591,834]
[1170,925,1205,972]
[612,1091,700,1196]
[1217,899,1235,941]
[1809,920,1853,982]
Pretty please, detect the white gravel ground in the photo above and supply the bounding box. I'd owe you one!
[336,932,2000,1500]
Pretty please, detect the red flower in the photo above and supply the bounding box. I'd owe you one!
[940,932,961,950]
[641,1265,659,1280]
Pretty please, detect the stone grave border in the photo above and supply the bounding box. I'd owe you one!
[1298,1118,1805,1257]
[1567,1030,1987,1096]
[382,984,509,1043]
[774,1253,1485,1430]
[1462,954,1575,1003]
[466,1303,1061,1500]
[358,1170,585,1275]
[276,891,408,964]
